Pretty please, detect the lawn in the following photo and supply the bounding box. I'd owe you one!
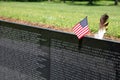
[0,1,120,38]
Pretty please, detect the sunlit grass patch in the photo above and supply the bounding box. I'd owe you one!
[0,1,120,37]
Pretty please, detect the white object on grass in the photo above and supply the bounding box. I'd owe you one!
[94,27,106,39]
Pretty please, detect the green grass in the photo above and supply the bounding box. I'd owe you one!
[0,1,120,38]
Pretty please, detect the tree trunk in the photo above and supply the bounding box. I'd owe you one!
[114,0,118,5]
[88,0,93,5]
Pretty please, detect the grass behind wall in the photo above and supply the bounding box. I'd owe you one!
[0,1,120,38]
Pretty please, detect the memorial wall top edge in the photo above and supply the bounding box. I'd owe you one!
[0,20,120,44]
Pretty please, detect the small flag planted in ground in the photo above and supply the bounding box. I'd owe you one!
[72,17,89,39]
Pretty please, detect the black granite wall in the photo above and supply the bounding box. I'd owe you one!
[0,20,120,80]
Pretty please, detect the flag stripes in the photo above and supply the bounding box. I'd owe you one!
[72,17,89,39]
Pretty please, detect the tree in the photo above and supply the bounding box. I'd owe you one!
[88,0,93,5]
[114,0,118,5]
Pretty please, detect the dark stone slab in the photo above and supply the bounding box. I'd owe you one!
[0,20,120,80]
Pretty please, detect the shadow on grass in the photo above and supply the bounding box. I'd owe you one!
[63,1,119,6]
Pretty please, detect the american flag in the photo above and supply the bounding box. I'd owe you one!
[72,17,89,39]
